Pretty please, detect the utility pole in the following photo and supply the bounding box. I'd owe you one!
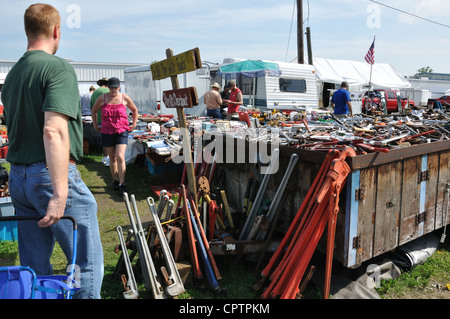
[297,0,304,64]
[306,27,313,65]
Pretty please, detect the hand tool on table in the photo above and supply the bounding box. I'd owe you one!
[353,141,389,153]
[330,113,353,132]
[116,226,139,299]
[239,148,280,240]
[187,201,222,293]
[123,193,165,299]
[147,196,185,297]
[398,129,435,143]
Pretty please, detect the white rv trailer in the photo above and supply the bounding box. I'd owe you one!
[214,60,319,112]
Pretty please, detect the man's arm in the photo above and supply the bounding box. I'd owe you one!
[39,111,70,228]
[91,96,103,131]
[347,101,353,115]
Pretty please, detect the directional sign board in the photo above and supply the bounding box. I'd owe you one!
[151,48,202,80]
[162,87,198,109]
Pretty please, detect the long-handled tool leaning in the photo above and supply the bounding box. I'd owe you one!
[123,192,166,299]
[147,196,185,297]
[239,148,280,240]
[116,226,139,299]
[255,153,299,241]
[189,196,222,281]
[187,201,222,293]
[180,184,203,280]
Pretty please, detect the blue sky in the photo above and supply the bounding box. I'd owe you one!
[1,0,449,77]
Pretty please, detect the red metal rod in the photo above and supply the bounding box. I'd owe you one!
[260,150,337,278]
[270,190,332,298]
[279,206,330,299]
[353,142,389,153]
[324,188,339,299]
[405,129,435,140]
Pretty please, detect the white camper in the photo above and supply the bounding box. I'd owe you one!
[124,63,216,117]
[215,60,319,112]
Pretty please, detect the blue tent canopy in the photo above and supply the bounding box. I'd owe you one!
[217,60,282,79]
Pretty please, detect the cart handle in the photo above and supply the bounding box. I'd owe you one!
[0,216,77,231]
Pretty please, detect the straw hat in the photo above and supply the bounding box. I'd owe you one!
[211,82,221,90]
[97,77,109,86]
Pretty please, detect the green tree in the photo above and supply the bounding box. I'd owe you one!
[411,66,433,78]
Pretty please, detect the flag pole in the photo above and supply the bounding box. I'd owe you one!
[368,36,375,92]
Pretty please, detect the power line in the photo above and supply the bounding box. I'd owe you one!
[368,0,450,29]
[285,0,296,62]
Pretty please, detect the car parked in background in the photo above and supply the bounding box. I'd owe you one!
[362,88,415,114]
[427,95,450,108]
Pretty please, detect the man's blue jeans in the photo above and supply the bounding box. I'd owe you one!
[9,162,104,299]
[206,108,222,119]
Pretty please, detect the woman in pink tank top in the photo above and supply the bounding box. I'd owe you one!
[92,77,138,193]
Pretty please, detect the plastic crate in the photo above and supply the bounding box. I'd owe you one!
[0,197,14,217]
[0,197,17,241]
[0,221,18,241]
[145,153,168,176]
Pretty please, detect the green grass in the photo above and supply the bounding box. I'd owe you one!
[375,238,450,299]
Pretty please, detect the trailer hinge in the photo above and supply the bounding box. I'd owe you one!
[352,236,361,249]
[418,170,429,183]
[355,188,365,201]
[416,211,427,225]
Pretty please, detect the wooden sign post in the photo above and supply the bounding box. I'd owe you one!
[151,48,201,203]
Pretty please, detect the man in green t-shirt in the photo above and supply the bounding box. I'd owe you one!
[90,77,110,125]
[90,77,110,165]
[1,3,103,299]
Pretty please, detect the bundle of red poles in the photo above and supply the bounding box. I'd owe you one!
[260,147,356,299]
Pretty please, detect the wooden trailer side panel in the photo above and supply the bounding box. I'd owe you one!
[373,161,402,257]
[424,153,440,234]
[399,156,421,245]
[435,150,450,229]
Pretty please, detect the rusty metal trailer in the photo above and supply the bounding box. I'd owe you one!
[214,139,450,268]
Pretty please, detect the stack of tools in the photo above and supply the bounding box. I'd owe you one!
[280,110,450,151]
[257,147,356,299]
[115,192,185,299]
[178,184,223,293]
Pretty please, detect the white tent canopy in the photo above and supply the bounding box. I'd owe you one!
[312,57,411,89]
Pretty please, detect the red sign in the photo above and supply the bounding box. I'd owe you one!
[162,87,198,109]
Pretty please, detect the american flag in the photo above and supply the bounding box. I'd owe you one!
[365,39,375,65]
